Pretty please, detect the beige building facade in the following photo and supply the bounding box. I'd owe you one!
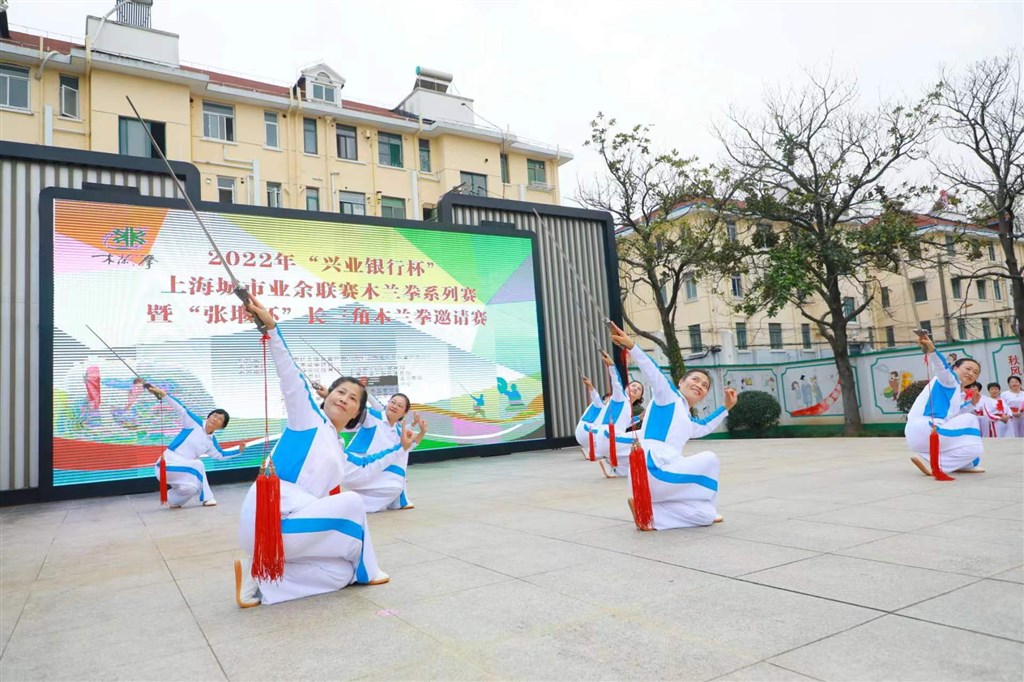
[620,208,1022,363]
[0,2,571,217]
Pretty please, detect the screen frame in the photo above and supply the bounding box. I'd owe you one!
[39,187,552,500]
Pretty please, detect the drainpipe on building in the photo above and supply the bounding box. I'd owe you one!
[937,255,954,342]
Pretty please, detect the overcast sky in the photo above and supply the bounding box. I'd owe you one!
[8,0,1023,205]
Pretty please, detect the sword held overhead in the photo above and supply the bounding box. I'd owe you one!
[124,96,266,334]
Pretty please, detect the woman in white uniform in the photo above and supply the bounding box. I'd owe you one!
[905,332,985,476]
[574,375,606,458]
[1000,376,1024,437]
[235,297,399,607]
[146,385,244,508]
[590,351,643,478]
[609,322,737,530]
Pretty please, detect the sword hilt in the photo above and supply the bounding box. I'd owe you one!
[233,286,268,334]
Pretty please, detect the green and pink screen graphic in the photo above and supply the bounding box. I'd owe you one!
[50,198,546,486]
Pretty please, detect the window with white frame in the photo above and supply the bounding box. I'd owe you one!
[982,318,992,339]
[217,176,235,204]
[264,112,279,148]
[118,117,165,158]
[419,139,431,172]
[735,322,748,349]
[381,196,406,219]
[726,221,738,242]
[311,77,336,104]
[266,182,282,208]
[994,279,1002,301]
[801,323,812,349]
[203,102,235,141]
[306,187,320,211]
[0,64,30,110]
[977,279,988,300]
[885,326,896,347]
[59,75,79,118]
[957,317,968,340]
[988,242,997,260]
[303,118,318,155]
[339,191,366,215]
[730,273,743,298]
[336,125,357,160]
[378,133,403,168]
[460,171,487,197]
[688,324,703,352]
[951,278,962,299]
[768,323,783,349]
[683,274,698,300]
[527,159,547,184]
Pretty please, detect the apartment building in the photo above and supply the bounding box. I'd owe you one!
[619,206,1022,363]
[0,1,572,216]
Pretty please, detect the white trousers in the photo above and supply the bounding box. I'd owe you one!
[347,448,410,513]
[633,447,720,530]
[239,481,382,605]
[154,451,213,506]
[905,413,983,473]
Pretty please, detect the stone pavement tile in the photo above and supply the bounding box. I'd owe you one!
[529,490,636,522]
[653,579,878,661]
[713,662,820,681]
[31,554,174,597]
[920,480,1023,503]
[912,515,1023,547]
[460,611,755,681]
[769,614,1024,681]
[104,645,226,681]
[374,539,449,570]
[356,648,498,681]
[636,535,818,577]
[213,605,440,681]
[152,525,240,560]
[743,554,977,611]
[14,579,187,638]
[898,579,1024,642]
[389,579,601,645]
[0,604,207,679]
[390,519,529,554]
[725,519,896,552]
[359,557,512,608]
[798,504,960,532]
[837,532,1024,577]
[190,583,381,646]
[869,491,1011,516]
[444,534,625,578]
[0,584,29,654]
[523,551,726,610]
[686,510,794,539]
[166,547,239,582]
[721,497,852,520]
[563,521,705,555]
[990,566,1023,583]
[473,506,630,539]
[985,503,1024,521]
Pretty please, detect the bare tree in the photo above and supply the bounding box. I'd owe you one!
[716,70,935,435]
[935,53,1024,358]
[577,114,736,381]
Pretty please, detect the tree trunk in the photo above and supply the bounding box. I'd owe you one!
[829,323,863,436]
[999,214,1024,359]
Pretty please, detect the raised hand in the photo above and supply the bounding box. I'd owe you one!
[147,384,167,400]
[401,422,416,450]
[238,442,247,454]
[609,321,634,350]
[582,376,594,391]
[413,413,428,444]
[244,294,277,330]
[915,329,934,354]
[600,350,614,367]
[723,388,738,410]
[312,381,328,399]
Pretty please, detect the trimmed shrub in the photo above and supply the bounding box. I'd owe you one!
[725,390,781,434]
[896,379,930,414]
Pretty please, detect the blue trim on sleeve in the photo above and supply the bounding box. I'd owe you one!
[693,406,725,425]
[347,425,377,455]
[383,464,406,477]
[347,443,402,468]
[167,428,192,452]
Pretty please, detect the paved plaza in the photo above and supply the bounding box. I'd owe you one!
[1,437,1021,681]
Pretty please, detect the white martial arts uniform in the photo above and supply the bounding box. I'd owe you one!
[999,390,1024,438]
[585,364,638,476]
[344,394,414,512]
[238,327,383,605]
[574,386,605,450]
[976,396,1007,438]
[905,353,983,473]
[628,346,728,530]
[153,397,240,507]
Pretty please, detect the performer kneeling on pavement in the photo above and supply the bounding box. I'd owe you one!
[609,322,737,529]
[593,350,643,478]
[906,331,985,476]
[235,296,397,607]
[146,384,244,508]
